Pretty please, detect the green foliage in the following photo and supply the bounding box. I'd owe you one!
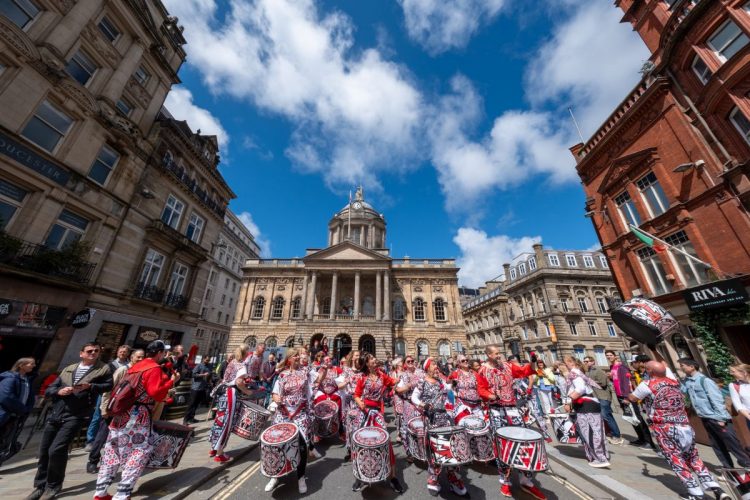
[690,305,750,383]
[0,229,22,259]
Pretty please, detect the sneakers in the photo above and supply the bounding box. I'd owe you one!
[39,488,61,500]
[24,488,45,500]
[264,478,279,492]
[679,495,705,500]
[309,448,322,460]
[448,472,467,496]
[500,484,513,497]
[712,488,731,500]
[427,477,441,496]
[607,437,625,445]
[590,461,611,468]
[629,439,647,447]
[93,495,112,500]
[343,452,351,462]
[390,477,404,494]
[352,479,364,492]
[298,477,307,494]
[521,484,547,500]
[209,450,217,457]
[214,454,232,463]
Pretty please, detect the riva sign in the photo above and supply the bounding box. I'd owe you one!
[683,278,749,312]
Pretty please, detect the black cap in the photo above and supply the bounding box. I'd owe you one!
[146,340,167,355]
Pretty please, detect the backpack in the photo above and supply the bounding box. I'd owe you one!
[106,367,150,417]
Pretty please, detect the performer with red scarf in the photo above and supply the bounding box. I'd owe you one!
[312,355,344,442]
[449,354,484,424]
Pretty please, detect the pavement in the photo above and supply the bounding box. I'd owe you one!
[0,404,740,500]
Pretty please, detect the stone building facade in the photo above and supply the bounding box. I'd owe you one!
[463,244,626,365]
[572,1,750,364]
[230,190,465,363]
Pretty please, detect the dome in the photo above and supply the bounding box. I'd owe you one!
[327,186,387,249]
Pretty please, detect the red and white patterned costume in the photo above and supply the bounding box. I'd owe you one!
[273,368,315,445]
[397,368,425,447]
[208,359,246,452]
[352,371,396,467]
[449,368,484,423]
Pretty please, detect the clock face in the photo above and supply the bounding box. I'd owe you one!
[353,202,362,209]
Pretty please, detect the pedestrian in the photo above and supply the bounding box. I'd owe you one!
[606,350,654,448]
[558,356,610,468]
[729,363,750,432]
[395,353,424,463]
[532,359,556,415]
[449,354,484,423]
[245,343,265,385]
[217,353,233,379]
[168,345,189,379]
[109,345,131,371]
[260,352,277,405]
[86,346,131,452]
[630,361,730,500]
[183,358,211,424]
[27,342,113,500]
[0,357,36,465]
[679,358,750,471]
[470,359,481,373]
[584,356,624,445]
[93,340,179,500]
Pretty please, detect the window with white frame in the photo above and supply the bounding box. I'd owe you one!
[519,262,527,275]
[321,297,331,316]
[522,326,528,340]
[97,16,120,42]
[573,345,586,361]
[115,98,133,117]
[252,297,265,319]
[1,0,40,29]
[664,230,705,287]
[414,298,426,321]
[139,249,164,286]
[607,322,617,337]
[577,296,589,312]
[532,325,538,338]
[88,145,119,185]
[594,346,607,366]
[291,297,302,319]
[614,190,641,228]
[434,298,446,321]
[65,50,97,86]
[394,298,406,320]
[528,257,537,270]
[44,209,88,250]
[21,100,74,153]
[582,255,594,268]
[271,297,284,319]
[599,255,609,268]
[547,253,560,266]
[707,20,749,62]
[161,195,184,229]
[637,247,672,295]
[565,254,577,267]
[134,66,150,86]
[544,323,551,337]
[167,262,188,296]
[0,179,27,229]
[560,297,569,312]
[692,54,713,84]
[510,268,517,280]
[568,321,579,336]
[596,297,608,314]
[588,321,598,336]
[186,212,205,243]
[637,172,669,217]
[730,107,750,145]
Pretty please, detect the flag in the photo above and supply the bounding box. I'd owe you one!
[630,226,667,253]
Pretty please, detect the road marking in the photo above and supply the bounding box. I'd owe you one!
[548,471,593,500]
[213,461,262,500]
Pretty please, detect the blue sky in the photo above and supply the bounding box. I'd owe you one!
[161,0,649,287]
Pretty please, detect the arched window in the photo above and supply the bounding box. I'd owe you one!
[434,298,446,321]
[291,296,302,319]
[285,336,295,348]
[271,296,285,319]
[244,335,257,349]
[394,298,405,320]
[413,298,425,322]
[252,297,265,319]
[416,339,429,362]
[265,336,278,348]
[360,335,376,355]
[438,340,450,358]
[394,339,406,357]
[321,296,331,315]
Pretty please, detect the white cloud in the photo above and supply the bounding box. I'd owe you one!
[453,227,541,287]
[397,0,506,54]
[164,87,229,149]
[236,211,272,257]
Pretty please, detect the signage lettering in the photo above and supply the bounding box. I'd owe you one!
[71,308,95,329]
[0,132,71,186]
[684,278,749,312]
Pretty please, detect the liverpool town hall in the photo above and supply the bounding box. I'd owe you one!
[229,189,464,362]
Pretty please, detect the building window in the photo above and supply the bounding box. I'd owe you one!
[291,297,302,319]
[220,294,225,305]
[139,249,164,286]
[161,195,184,229]
[577,297,588,312]
[594,346,607,366]
[607,322,617,337]
[321,296,331,316]
[1,0,40,29]
[438,341,451,358]
[582,255,594,268]
[271,297,284,319]
[265,336,278,348]
[532,325,538,338]
[614,190,641,228]
[186,213,205,243]
[560,298,569,312]
[510,268,517,280]
[573,346,586,361]
[88,145,119,185]
[599,255,609,268]
[21,100,74,153]
[134,66,150,86]
[707,20,749,62]
[434,298,446,321]
[97,16,120,42]
[414,298,425,321]
[225,278,230,289]
[664,230,705,287]
[229,297,233,307]
[0,179,27,229]
[204,288,212,301]
[730,107,750,145]
[232,282,237,293]
[522,327,528,340]
[547,253,560,266]
[588,321,597,336]
[691,54,713,84]
[167,262,188,296]
[518,262,527,275]
[252,297,265,319]
[637,172,669,217]
[637,247,672,295]
[528,257,537,270]
[596,297,607,314]
[44,209,88,249]
[544,323,551,337]
[394,298,405,320]
[568,321,579,336]
[565,254,577,267]
[65,50,97,86]
[115,98,133,117]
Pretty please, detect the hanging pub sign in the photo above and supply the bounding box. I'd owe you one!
[0,299,11,320]
[71,308,95,329]
[683,278,749,312]
[610,297,680,345]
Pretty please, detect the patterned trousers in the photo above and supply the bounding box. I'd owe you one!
[652,423,719,497]
[574,411,609,464]
[426,412,461,492]
[489,406,535,487]
[94,423,152,500]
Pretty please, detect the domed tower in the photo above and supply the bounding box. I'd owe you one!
[327,187,387,249]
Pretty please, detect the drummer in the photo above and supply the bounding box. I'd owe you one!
[312,355,344,442]
[352,353,404,493]
[449,354,484,424]
[395,354,424,462]
[390,358,405,443]
[412,358,468,497]
[94,340,178,500]
[337,351,362,462]
[477,345,547,500]
[265,348,325,494]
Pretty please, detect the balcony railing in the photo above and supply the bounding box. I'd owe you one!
[133,282,165,303]
[148,220,208,258]
[160,156,226,218]
[0,233,95,284]
[164,293,188,310]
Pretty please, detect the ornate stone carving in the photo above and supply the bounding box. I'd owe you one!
[0,16,40,61]
[258,278,271,284]
[278,278,290,284]
[414,286,423,292]
[433,286,443,292]
[277,285,286,291]
[258,285,267,290]
[58,80,99,115]
[413,279,425,285]
[54,0,75,14]
[126,77,150,107]
[295,285,303,291]
[82,23,119,67]
[433,279,446,285]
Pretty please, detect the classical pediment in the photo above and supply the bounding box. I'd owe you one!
[304,241,391,262]
[598,147,659,195]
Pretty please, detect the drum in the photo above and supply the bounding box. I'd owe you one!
[147,421,194,469]
[260,423,301,478]
[549,412,579,444]
[494,426,548,472]
[406,417,427,462]
[352,426,391,484]
[427,426,472,466]
[313,400,340,438]
[460,416,495,462]
[611,297,680,344]
[232,400,271,441]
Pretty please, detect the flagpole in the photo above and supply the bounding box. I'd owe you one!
[347,190,352,241]
[629,225,713,269]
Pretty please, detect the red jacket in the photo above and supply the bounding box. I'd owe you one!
[477,362,534,406]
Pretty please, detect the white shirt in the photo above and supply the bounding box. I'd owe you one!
[730,382,750,413]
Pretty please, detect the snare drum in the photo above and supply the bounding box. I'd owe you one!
[549,409,579,444]
[427,425,472,466]
[232,400,271,441]
[147,421,194,469]
[494,426,548,472]
[313,400,340,438]
[406,417,427,462]
[460,416,495,462]
[352,426,391,483]
[260,423,301,478]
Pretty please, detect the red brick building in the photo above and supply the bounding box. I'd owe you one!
[572,0,750,364]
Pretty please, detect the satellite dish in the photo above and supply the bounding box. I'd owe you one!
[610,297,680,345]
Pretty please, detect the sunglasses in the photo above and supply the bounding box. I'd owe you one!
[405,360,414,363]
[84,349,100,354]
[459,359,468,363]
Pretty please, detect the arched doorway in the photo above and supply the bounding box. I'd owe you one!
[285,336,296,348]
[359,334,376,356]
[310,333,324,353]
[334,333,352,362]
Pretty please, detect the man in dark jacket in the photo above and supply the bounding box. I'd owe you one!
[26,343,112,500]
[0,357,37,465]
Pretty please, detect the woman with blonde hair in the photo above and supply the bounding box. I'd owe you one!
[729,363,750,431]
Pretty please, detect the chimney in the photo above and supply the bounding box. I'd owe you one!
[533,243,545,269]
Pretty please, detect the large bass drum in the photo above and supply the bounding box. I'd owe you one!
[427,425,472,466]
[352,426,391,484]
[611,297,680,344]
[260,423,301,478]
[494,426,548,472]
[313,400,340,438]
[147,421,194,469]
[460,416,495,462]
[406,417,427,462]
[232,400,271,441]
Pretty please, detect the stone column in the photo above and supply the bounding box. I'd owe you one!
[375,271,382,320]
[359,226,365,246]
[383,272,390,320]
[301,273,309,319]
[307,271,318,318]
[102,39,144,102]
[45,0,101,57]
[330,272,338,320]
[354,272,361,319]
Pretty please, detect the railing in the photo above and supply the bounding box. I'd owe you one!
[0,234,95,284]
[246,259,304,267]
[133,282,165,303]
[160,156,226,218]
[164,292,188,310]
[148,220,208,257]
[392,259,456,268]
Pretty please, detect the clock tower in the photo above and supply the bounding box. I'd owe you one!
[327,186,387,249]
